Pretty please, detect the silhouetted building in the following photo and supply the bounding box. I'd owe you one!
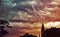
[41,23,60,37]
[44,27,60,37]
[41,23,45,37]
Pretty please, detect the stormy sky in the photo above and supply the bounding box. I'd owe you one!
[1,0,38,21]
[0,0,60,22]
[0,0,60,36]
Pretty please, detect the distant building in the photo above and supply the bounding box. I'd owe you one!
[41,23,45,37]
[44,27,60,37]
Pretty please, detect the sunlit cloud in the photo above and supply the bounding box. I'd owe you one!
[12,3,16,7]
[50,1,59,5]
[45,22,60,28]
[28,1,37,5]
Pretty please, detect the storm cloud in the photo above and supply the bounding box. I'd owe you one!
[0,0,60,22]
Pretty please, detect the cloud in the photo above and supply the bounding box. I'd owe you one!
[1,0,60,22]
[45,22,60,28]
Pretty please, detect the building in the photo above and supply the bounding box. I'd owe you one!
[41,23,45,37]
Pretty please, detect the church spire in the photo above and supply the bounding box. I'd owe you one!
[41,23,45,37]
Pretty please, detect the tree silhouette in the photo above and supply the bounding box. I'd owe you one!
[0,20,12,37]
[20,33,37,37]
[44,27,60,37]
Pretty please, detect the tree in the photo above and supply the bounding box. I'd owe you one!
[44,27,60,37]
[0,20,12,37]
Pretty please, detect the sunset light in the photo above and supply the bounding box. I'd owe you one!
[45,22,60,28]
[1,0,60,37]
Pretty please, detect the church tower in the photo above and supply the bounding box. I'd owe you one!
[41,23,45,37]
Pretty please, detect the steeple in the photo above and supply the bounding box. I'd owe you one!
[41,23,44,37]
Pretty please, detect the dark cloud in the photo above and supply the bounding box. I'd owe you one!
[0,0,60,22]
[12,0,32,2]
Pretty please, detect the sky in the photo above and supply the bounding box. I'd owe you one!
[0,0,60,37]
[0,0,60,22]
